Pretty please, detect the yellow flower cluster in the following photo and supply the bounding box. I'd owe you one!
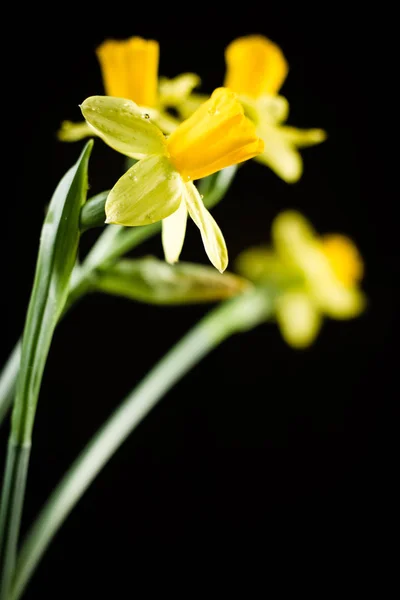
[80,89,262,272]
[236,211,365,347]
[59,34,364,346]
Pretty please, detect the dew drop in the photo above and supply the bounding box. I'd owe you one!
[142,113,150,119]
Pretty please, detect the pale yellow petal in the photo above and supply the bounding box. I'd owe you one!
[241,94,289,125]
[184,182,228,273]
[255,123,303,183]
[312,281,366,319]
[105,155,184,226]
[57,120,97,142]
[224,35,288,97]
[177,92,209,120]
[158,73,201,107]
[162,200,188,264]
[151,111,180,134]
[276,291,322,348]
[256,95,290,124]
[80,96,167,158]
[235,247,278,282]
[272,210,317,264]
[280,126,327,148]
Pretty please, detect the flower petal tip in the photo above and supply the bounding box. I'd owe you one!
[217,259,229,274]
[315,129,328,143]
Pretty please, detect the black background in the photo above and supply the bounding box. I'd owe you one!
[1,5,398,595]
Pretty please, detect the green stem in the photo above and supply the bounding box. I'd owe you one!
[12,288,271,600]
[0,345,21,427]
[0,167,237,428]
[0,442,30,600]
[79,191,109,231]
[1,142,93,599]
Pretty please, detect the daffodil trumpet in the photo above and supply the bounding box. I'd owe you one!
[58,37,201,140]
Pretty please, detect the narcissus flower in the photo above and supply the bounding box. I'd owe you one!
[224,35,327,183]
[59,36,200,141]
[80,88,264,272]
[178,35,326,183]
[236,211,365,347]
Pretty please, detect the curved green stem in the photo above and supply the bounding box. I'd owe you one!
[12,288,271,600]
[0,345,21,428]
[0,442,30,600]
[0,142,93,599]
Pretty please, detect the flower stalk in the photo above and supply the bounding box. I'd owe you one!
[11,286,273,600]
[0,143,93,599]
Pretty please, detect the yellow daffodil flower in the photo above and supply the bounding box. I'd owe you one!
[80,88,264,272]
[236,211,365,347]
[58,36,200,141]
[224,35,327,183]
[178,35,326,183]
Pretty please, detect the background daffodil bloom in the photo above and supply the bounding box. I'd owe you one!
[236,210,365,348]
[177,34,326,183]
[58,36,200,141]
[224,35,327,183]
[80,88,264,272]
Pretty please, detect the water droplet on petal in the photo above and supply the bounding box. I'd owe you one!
[142,113,150,119]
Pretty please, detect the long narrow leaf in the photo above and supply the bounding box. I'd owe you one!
[11,141,93,444]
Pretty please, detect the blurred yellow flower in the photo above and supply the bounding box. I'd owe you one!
[178,34,326,183]
[96,37,159,107]
[236,211,365,348]
[224,35,326,182]
[225,35,288,98]
[58,36,200,141]
[80,88,263,272]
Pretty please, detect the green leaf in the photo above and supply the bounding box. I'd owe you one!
[11,141,93,444]
[93,257,251,305]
